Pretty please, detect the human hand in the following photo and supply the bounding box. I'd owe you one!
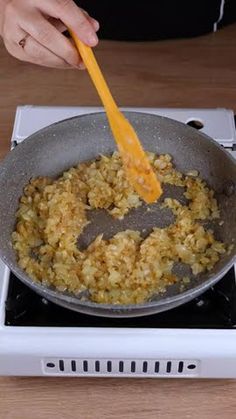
[0,0,99,69]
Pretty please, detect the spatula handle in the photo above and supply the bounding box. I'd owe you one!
[70,30,118,114]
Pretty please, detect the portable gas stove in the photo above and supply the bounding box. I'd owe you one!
[0,106,236,378]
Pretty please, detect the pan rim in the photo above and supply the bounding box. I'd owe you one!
[0,110,236,313]
[2,110,236,166]
[3,254,236,312]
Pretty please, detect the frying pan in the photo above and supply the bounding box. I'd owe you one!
[0,112,235,318]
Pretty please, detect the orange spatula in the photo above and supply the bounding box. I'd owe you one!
[70,31,162,204]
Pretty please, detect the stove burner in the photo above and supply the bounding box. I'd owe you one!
[5,268,236,328]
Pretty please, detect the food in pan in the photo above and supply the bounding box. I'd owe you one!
[12,152,230,305]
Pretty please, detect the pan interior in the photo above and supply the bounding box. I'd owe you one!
[0,111,235,311]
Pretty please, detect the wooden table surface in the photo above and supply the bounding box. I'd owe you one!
[0,23,236,419]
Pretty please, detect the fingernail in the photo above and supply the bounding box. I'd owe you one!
[88,32,98,46]
[93,20,100,31]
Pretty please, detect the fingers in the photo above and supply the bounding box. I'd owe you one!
[21,9,82,66]
[39,0,99,46]
[25,34,75,68]
[1,0,100,69]
[80,8,100,31]
[48,17,67,34]
[4,26,74,69]
[87,16,99,32]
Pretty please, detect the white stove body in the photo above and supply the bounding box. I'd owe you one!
[0,106,236,378]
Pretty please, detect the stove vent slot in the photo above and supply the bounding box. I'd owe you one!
[71,360,76,372]
[44,359,199,376]
[59,360,64,372]
[119,361,124,373]
[166,361,172,373]
[178,361,184,373]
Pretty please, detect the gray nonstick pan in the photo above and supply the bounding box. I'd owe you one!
[0,112,235,317]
